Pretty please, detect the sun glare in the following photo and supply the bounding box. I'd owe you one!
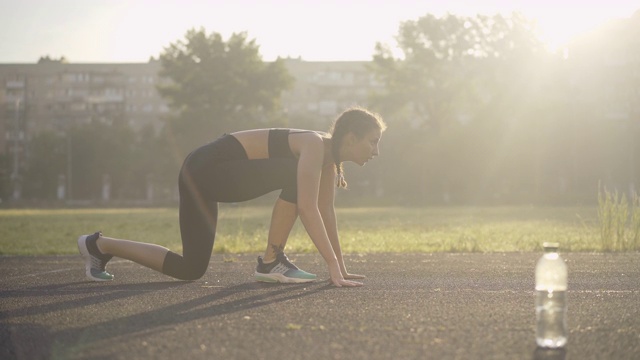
[523,5,636,53]
[0,0,637,63]
[84,2,640,62]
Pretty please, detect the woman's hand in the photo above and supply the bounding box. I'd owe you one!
[343,273,366,280]
[330,277,363,287]
[340,265,366,280]
[329,265,363,287]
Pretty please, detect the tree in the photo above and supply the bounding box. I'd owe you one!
[22,131,66,200]
[0,154,10,202]
[126,124,177,201]
[369,13,556,204]
[157,28,293,155]
[371,13,545,131]
[565,11,640,198]
[37,55,68,64]
[66,121,137,200]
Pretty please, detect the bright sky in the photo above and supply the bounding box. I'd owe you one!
[0,0,638,63]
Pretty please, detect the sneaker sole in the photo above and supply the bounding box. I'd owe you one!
[77,235,113,282]
[254,272,316,284]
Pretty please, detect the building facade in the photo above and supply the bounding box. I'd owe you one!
[0,58,378,200]
[280,58,382,121]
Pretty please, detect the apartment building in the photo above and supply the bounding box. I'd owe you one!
[0,57,377,140]
[0,58,378,199]
[0,58,167,135]
[281,58,382,120]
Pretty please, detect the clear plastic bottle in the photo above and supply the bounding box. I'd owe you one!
[535,242,568,348]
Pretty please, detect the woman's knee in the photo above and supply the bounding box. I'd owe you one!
[162,251,209,281]
[179,265,208,281]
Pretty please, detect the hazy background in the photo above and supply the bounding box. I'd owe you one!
[1,0,637,62]
[1,0,639,207]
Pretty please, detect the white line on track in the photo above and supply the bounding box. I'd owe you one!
[0,260,127,281]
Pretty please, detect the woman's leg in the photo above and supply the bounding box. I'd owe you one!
[161,157,298,280]
[209,158,301,263]
[90,171,217,281]
[97,236,169,273]
[77,230,170,281]
[254,196,316,283]
[91,162,218,281]
[160,167,218,280]
[81,154,299,281]
[262,198,298,263]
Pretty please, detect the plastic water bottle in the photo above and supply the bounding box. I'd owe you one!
[535,242,568,348]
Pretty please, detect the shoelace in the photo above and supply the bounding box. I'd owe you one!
[90,255,108,272]
[276,253,299,270]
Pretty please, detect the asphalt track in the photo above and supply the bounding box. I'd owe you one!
[1,252,639,360]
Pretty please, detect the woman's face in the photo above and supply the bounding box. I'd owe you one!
[344,127,382,166]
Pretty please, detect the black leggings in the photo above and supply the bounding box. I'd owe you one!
[161,134,298,280]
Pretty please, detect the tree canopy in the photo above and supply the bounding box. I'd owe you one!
[370,13,546,131]
[157,28,293,154]
[367,13,567,204]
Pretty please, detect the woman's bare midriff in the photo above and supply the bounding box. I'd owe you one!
[230,129,270,159]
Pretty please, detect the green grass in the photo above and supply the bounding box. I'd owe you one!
[0,206,610,256]
[597,186,640,251]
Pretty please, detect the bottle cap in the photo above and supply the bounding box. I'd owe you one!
[542,242,559,252]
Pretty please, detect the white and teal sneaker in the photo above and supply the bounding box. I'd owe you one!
[77,231,114,281]
[254,252,316,283]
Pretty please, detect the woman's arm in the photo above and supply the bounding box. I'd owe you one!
[295,133,361,287]
[318,164,365,280]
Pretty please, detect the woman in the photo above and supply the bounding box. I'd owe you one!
[78,107,386,287]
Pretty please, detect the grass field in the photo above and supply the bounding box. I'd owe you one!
[0,205,607,256]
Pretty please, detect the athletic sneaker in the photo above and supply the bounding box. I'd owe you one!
[77,231,114,281]
[254,252,317,283]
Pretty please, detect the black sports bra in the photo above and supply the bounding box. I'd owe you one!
[268,129,316,159]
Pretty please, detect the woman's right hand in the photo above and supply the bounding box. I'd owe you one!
[329,265,363,287]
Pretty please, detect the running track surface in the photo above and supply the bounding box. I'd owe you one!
[1,253,639,360]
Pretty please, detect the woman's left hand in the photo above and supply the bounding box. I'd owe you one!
[343,273,366,280]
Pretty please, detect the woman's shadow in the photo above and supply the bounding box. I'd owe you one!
[54,280,332,342]
[3,280,332,359]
